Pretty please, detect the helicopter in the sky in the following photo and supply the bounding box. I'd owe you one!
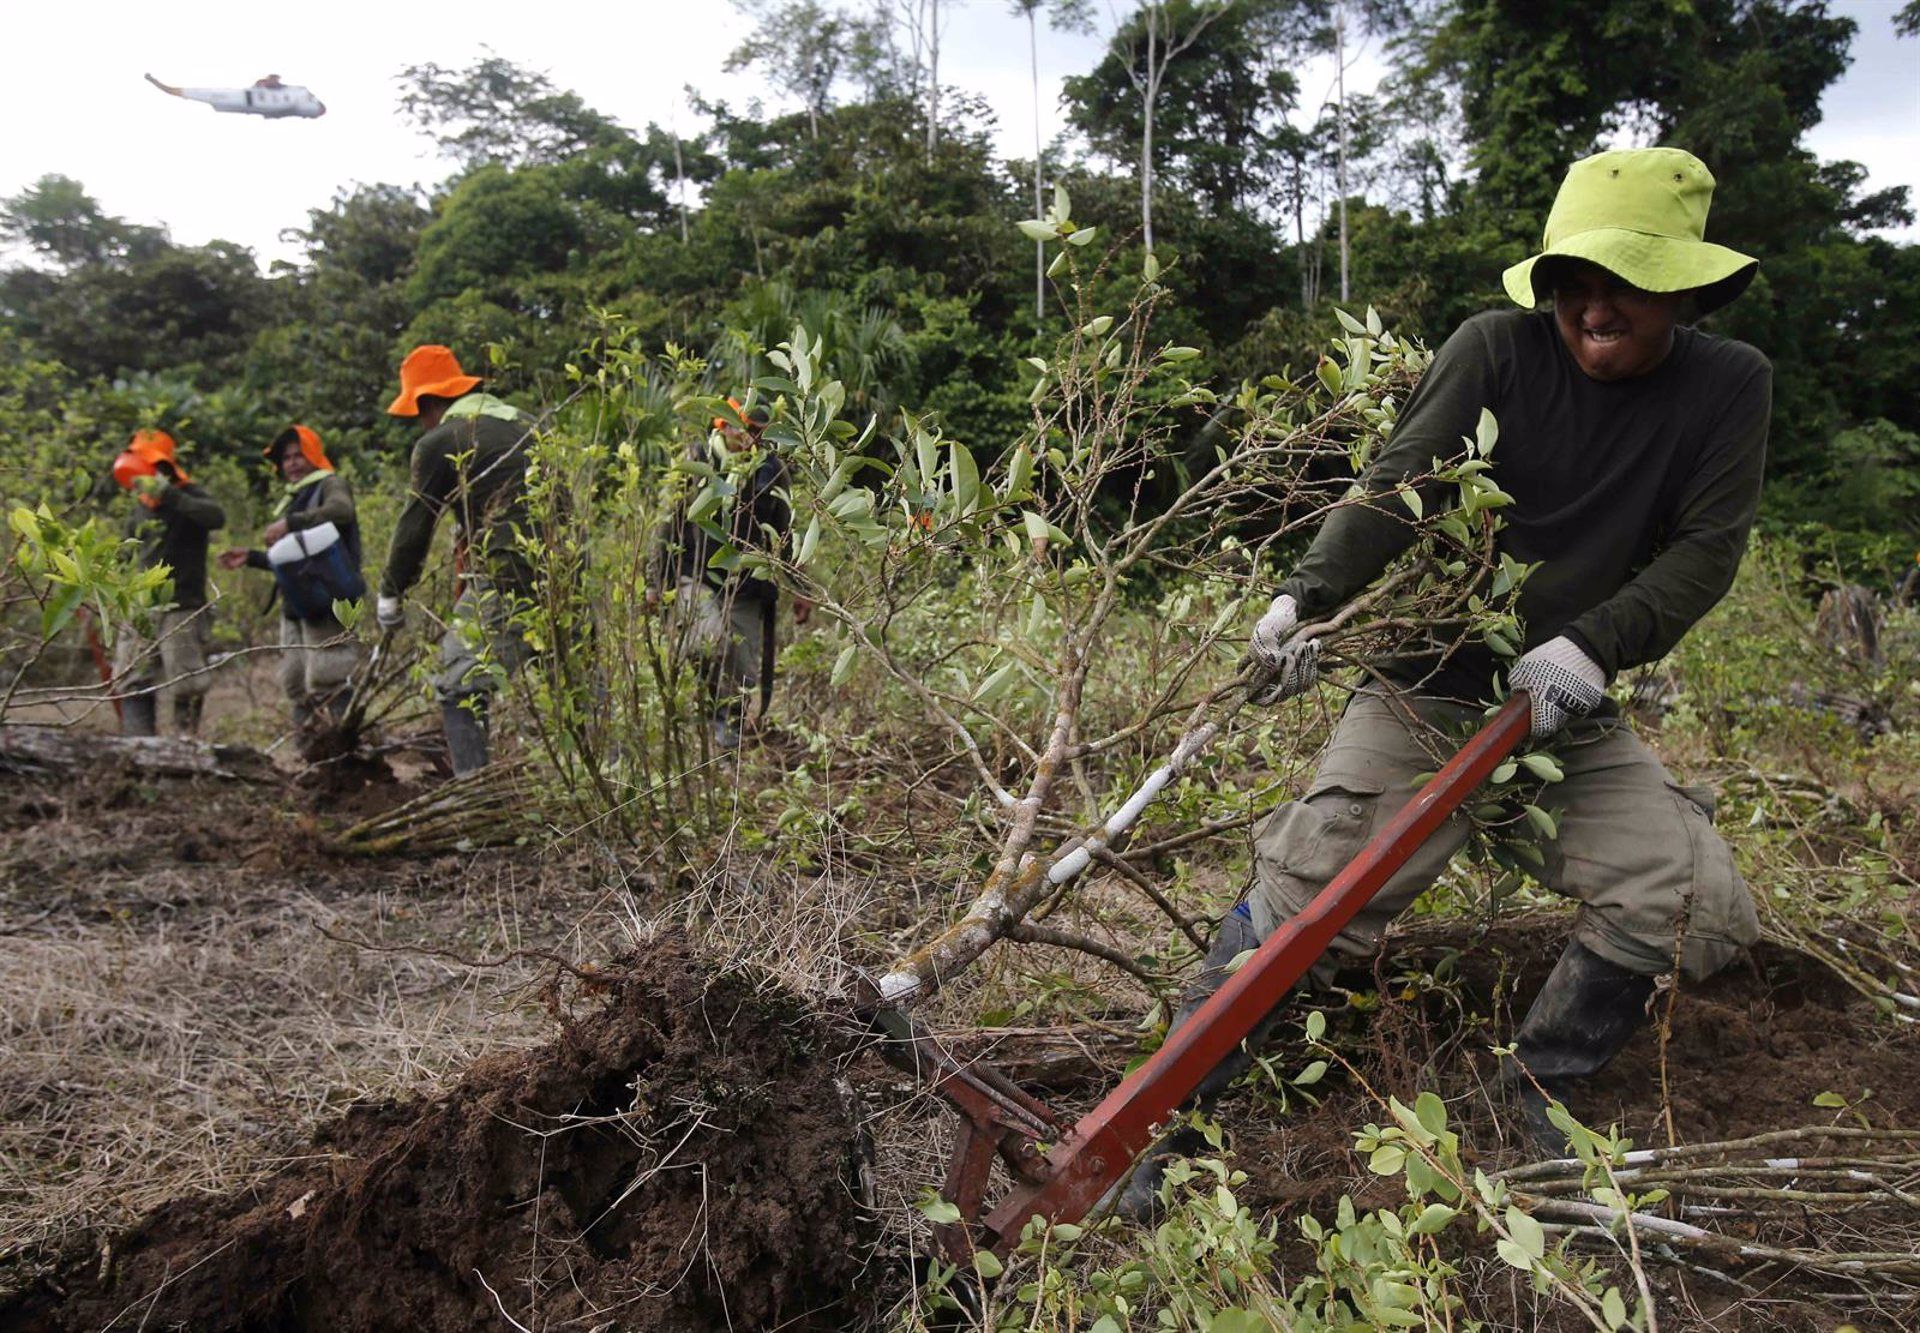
[144,73,326,119]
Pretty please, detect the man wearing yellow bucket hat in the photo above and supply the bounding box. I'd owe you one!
[1125,148,1773,1199]
[377,345,536,775]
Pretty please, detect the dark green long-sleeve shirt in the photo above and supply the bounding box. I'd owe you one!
[381,394,534,598]
[1278,309,1771,701]
[651,448,793,605]
[127,482,226,609]
[279,471,356,534]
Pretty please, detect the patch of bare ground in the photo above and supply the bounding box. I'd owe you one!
[5,739,1915,1333]
[0,761,624,1294]
[1210,917,1920,1332]
[3,931,872,1333]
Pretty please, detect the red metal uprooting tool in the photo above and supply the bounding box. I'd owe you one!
[78,607,122,723]
[879,692,1533,1263]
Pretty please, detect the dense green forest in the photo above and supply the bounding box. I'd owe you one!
[3,0,1916,566]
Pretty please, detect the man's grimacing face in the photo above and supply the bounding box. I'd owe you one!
[278,440,316,483]
[1549,260,1685,381]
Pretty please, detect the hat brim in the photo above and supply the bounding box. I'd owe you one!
[265,426,333,472]
[1503,228,1758,315]
[386,373,482,417]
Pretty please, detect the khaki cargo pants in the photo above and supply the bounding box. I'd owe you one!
[434,578,534,704]
[673,578,769,719]
[113,607,212,729]
[278,614,361,722]
[1248,686,1760,980]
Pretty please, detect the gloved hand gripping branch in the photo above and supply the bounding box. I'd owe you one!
[1246,593,1320,705]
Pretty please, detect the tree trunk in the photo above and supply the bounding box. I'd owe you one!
[0,726,276,781]
[1141,10,1158,256]
[1031,9,1044,319]
[1335,1,1350,303]
[1294,159,1312,308]
[925,0,941,163]
[672,125,689,245]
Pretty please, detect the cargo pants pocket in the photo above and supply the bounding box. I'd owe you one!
[1249,776,1386,942]
[1665,780,1759,977]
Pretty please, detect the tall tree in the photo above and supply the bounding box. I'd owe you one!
[0,179,268,382]
[1065,0,1327,250]
[1407,0,1694,230]
[1011,0,1093,318]
[1131,0,1228,255]
[727,0,885,140]
[397,53,632,170]
[249,185,432,443]
[0,175,165,270]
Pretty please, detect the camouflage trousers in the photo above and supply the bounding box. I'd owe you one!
[113,607,212,731]
[672,578,771,719]
[434,579,534,705]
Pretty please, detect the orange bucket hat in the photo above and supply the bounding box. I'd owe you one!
[114,428,189,489]
[263,423,333,471]
[712,397,770,432]
[386,345,482,417]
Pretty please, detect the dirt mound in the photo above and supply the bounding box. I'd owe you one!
[1234,926,1920,1197]
[1220,922,1920,1331]
[3,933,871,1333]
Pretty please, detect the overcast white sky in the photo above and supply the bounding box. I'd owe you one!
[2,0,1914,268]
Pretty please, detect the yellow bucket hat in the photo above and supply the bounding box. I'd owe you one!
[1503,148,1758,314]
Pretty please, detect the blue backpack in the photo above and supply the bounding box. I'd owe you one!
[269,522,367,621]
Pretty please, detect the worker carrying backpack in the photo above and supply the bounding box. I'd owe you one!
[268,522,366,621]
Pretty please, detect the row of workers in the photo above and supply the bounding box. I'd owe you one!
[110,347,793,767]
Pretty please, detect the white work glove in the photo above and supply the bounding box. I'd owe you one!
[1246,593,1319,705]
[1508,635,1606,738]
[1248,593,1301,667]
[375,595,406,631]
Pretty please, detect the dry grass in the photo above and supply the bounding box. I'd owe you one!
[0,792,629,1275]
[3,607,1916,1333]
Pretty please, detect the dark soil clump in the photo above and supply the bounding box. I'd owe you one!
[2,933,870,1333]
[1222,919,1920,1332]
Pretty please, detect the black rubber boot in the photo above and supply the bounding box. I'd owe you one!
[1109,903,1283,1221]
[441,699,491,777]
[1508,940,1657,1153]
[121,693,158,738]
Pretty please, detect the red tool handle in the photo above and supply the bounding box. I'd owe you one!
[79,607,122,723]
[975,692,1535,1251]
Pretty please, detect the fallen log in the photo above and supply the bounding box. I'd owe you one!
[0,726,277,782]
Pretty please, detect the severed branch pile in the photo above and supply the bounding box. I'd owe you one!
[332,761,539,855]
[1502,1126,1920,1289]
[1719,766,1920,1020]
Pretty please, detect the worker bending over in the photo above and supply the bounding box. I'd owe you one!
[376,345,536,775]
[1132,148,1770,1206]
